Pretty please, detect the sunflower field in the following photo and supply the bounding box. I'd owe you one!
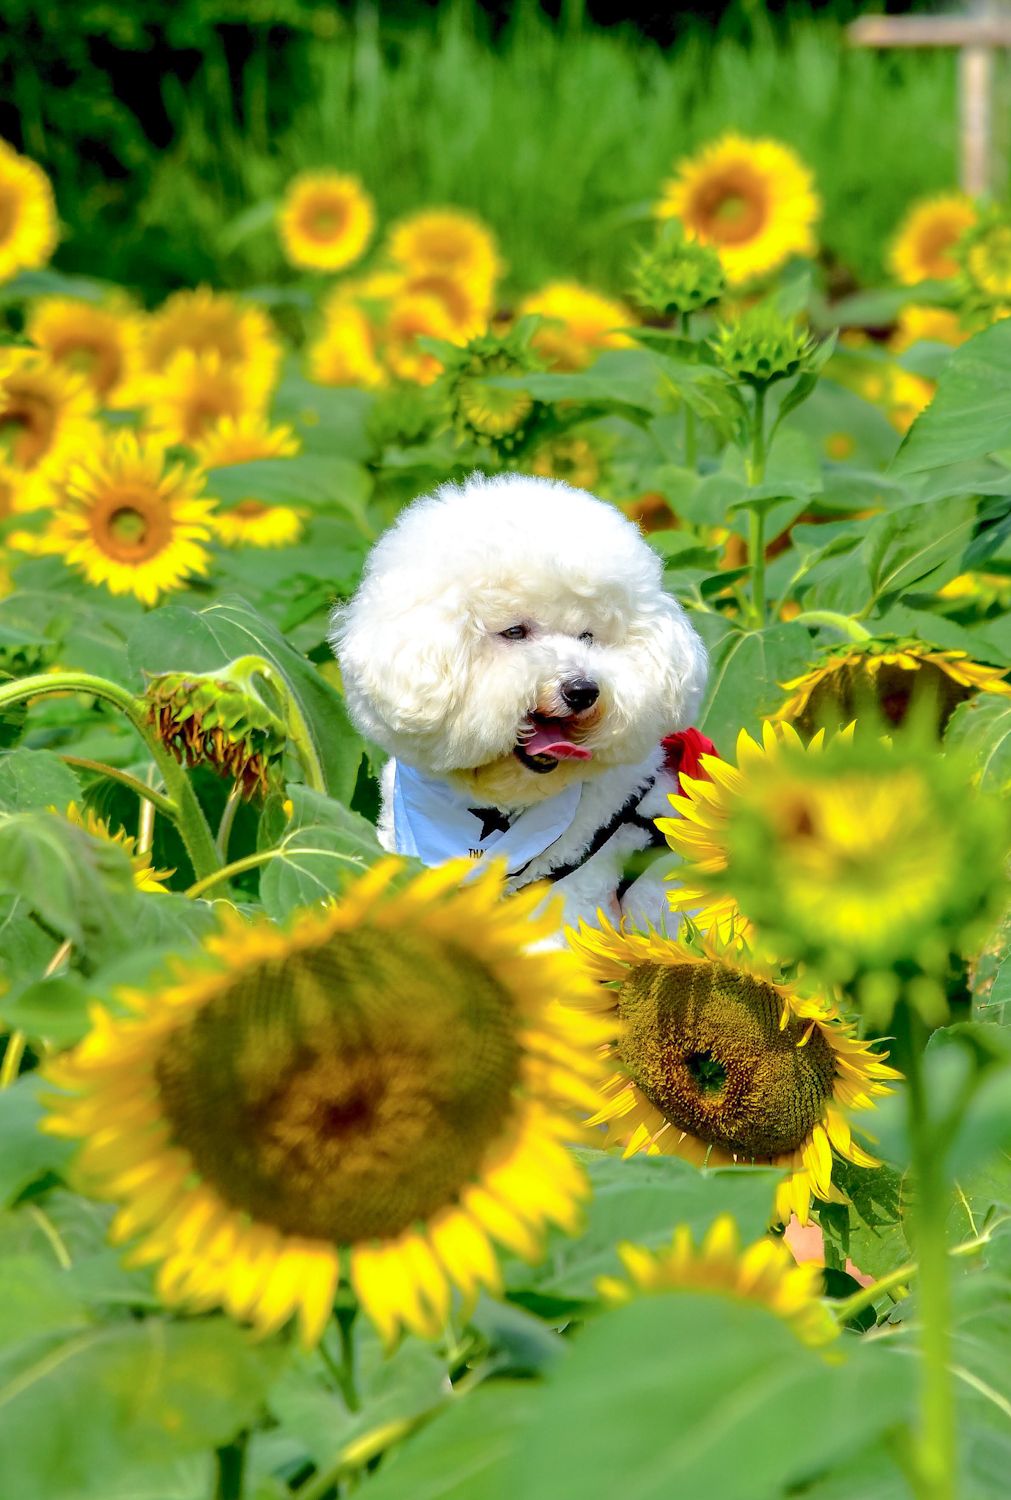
[2,12,1011,1498]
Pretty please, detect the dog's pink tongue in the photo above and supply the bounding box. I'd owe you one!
[525,722,592,761]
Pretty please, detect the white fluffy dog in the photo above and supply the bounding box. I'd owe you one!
[332,472,709,932]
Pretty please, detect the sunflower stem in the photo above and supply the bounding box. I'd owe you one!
[0,1031,27,1089]
[894,1001,957,1500]
[58,756,177,819]
[0,671,219,882]
[214,1432,248,1500]
[790,611,874,644]
[185,847,283,900]
[271,675,327,794]
[746,384,767,627]
[336,1304,361,1414]
[681,312,697,469]
[216,783,244,863]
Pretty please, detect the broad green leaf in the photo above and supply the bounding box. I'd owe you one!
[272,370,375,461]
[0,1077,74,1207]
[507,1296,912,1500]
[864,495,976,609]
[894,318,1011,475]
[497,349,665,413]
[0,1316,283,1500]
[945,692,1011,796]
[512,1153,780,1300]
[207,452,372,526]
[0,1256,90,1346]
[127,595,362,803]
[0,974,93,1048]
[698,621,815,751]
[259,818,383,918]
[0,811,137,952]
[0,749,82,813]
[0,897,61,1001]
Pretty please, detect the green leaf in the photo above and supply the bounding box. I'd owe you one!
[0,1077,74,1207]
[864,496,977,608]
[0,1256,90,1347]
[894,318,1011,475]
[259,818,383,919]
[512,1153,780,1301]
[945,692,1011,796]
[0,749,83,813]
[208,452,372,527]
[698,622,815,751]
[507,1297,912,1500]
[0,811,137,952]
[0,1316,283,1500]
[272,369,376,462]
[127,596,363,803]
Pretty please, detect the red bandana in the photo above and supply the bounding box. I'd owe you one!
[660,727,720,791]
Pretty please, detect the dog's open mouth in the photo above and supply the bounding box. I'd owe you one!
[514,714,594,774]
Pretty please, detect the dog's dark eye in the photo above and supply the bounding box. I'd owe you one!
[579,631,594,645]
[500,625,528,641]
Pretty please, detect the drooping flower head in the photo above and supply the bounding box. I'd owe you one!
[26,297,145,408]
[570,918,897,1224]
[775,641,1011,737]
[598,1214,839,1348]
[145,658,289,799]
[656,134,819,286]
[39,429,216,606]
[660,722,1009,1016]
[42,860,606,1347]
[519,281,634,372]
[889,193,976,285]
[0,139,58,280]
[278,171,375,273]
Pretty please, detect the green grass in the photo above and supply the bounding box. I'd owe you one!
[48,4,965,299]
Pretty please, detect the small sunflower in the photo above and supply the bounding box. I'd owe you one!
[308,303,386,388]
[63,803,172,892]
[387,208,501,293]
[659,721,1008,1002]
[598,1214,839,1347]
[211,501,303,550]
[190,414,299,469]
[776,642,1011,736]
[889,305,968,353]
[0,139,58,280]
[383,292,458,385]
[529,434,601,492]
[889,194,977,286]
[656,134,819,286]
[571,918,897,1225]
[141,288,280,402]
[519,282,634,372]
[438,325,543,452]
[144,350,270,447]
[0,349,100,507]
[41,429,216,606]
[26,297,145,408]
[42,859,606,1347]
[279,171,375,273]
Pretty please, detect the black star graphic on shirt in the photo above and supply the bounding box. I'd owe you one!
[468,806,512,841]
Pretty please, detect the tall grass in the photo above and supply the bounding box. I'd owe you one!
[63,4,964,297]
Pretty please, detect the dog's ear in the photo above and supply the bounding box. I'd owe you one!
[329,594,469,750]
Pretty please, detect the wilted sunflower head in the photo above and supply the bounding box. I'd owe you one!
[145,658,289,799]
[775,641,1011,736]
[0,140,58,281]
[598,1214,839,1348]
[570,919,898,1224]
[661,721,1009,1010]
[43,859,606,1346]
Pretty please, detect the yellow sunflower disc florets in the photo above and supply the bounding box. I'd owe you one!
[42,860,608,1347]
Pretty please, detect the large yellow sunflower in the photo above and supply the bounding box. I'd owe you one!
[191,414,299,468]
[141,288,280,402]
[519,281,634,372]
[42,859,606,1347]
[570,918,897,1225]
[889,194,977,285]
[0,139,58,280]
[41,429,216,606]
[26,297,145,408]
[308,302,386,388]
[656,134,819,286]
[278,171,375,272]
[0,349,99,507]
[775,643,1011,736]
[387,208,501,293]
[144,350,270,447]
[598,1214,839,1348]
[62,803,172,892]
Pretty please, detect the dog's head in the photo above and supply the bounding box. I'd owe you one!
[332,474,708,806]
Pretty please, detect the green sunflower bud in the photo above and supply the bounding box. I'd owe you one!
[145,656,287,799]
[438,325,544,456]
[711,307,817,388]
[632,227,726,317]
[956,208,1011,303]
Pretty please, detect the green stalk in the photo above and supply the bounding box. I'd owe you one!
[0,672,219,882]
[682,311,697,469]
[894,1002,957,1500]
[746,383,768,627]
[58,756,177,818]
[790,611,873,643]
[214,1432,247,1500]
[185,847,283,900]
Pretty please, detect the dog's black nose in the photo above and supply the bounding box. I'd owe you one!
[561,677,599,713]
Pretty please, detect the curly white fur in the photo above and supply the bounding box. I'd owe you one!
[331,472,708,931]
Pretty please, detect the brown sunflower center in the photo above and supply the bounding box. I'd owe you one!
[304,196,349,242]
[0,188,17,243]
[153,930,521,1242]
[233,500,268,518]
[55,337,121,397]
[689,168,767,246]
[0,386,57,468]
[617,960,836,1157]
[797,656,971,735]
[90,487,173,562]
[918,221,962,280]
